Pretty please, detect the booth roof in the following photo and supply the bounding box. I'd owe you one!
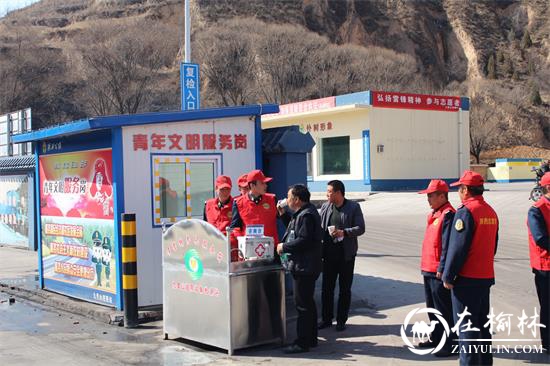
[12,104,279,143]
[0,154,35,173]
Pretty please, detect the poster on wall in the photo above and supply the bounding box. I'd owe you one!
[0,175,30,247]
[39,148,118,306]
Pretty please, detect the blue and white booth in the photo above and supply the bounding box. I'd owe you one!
[12,105,278,309]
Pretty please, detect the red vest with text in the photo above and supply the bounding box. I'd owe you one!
[421,202,456,273]
[527,199,550,271]
[205,197,234,235]
[235,193,279,243]
[459,196,499,279]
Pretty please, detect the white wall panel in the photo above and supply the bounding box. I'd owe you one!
[122,117,255,306]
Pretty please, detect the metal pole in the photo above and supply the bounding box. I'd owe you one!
[184,0,191,63]
[7,114,13,156]
[457,105,463,175]
[121,213,139,328]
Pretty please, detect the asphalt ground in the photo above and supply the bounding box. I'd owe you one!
[1,182,549,365]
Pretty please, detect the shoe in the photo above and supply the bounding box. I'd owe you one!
[336,323,346,332]
[283,344,309,354]
[434,349,453,357]
[417,341,435,348]
[318,321,332,330]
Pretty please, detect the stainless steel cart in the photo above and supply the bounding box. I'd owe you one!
[162,219,285,355]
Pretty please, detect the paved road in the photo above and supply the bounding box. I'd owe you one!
[1,182,548,365]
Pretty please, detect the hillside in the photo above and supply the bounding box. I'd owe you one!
[0,0,548,157]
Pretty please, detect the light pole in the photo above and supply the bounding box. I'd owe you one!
[184,0,191,63]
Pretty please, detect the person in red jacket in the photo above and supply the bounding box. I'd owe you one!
[418,179,456,356]
[229,170,279,244]
[443,171,499,366]
[527,172,550,354]
[203,175,233,233]
[237,173,249,196]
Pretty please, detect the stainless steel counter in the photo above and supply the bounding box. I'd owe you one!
[162,219,285,355]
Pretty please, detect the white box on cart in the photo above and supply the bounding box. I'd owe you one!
[237,235,274,261]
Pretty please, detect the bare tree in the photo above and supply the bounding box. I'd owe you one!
[470,102,502,164]
[77,20,178,115]
[255,23,328,103]
[195,19,259,106]
[311,45,363,97]
[0,26,76,128]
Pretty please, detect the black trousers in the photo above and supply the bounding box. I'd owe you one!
[452,285,493,366]
[423,276,455,350]
[321,256,355,324]
[534,272,549,349]
[293,273,319,348]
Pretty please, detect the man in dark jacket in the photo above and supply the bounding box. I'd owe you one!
[277,184,322,353]
[318,180,365,331]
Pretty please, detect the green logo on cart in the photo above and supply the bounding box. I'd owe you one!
[184,249,203,281]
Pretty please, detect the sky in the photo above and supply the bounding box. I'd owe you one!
[0,0,40,18]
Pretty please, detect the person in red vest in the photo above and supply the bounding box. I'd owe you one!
[443,171,499,366]
[229,173,250,248]
[527,172,550,354]
[203,175,233,232]
[229,169,279,244]
[417,179,456,356]
[237,173,249,196]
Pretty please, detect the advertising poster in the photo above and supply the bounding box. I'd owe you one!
[39,148,117,306]
[0,175,30,248]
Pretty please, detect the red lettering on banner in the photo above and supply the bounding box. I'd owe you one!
[320,123,326,131]
[186,134,200,150]
[202,134,216,150]
[313,124,319,132]
[266,96,336,116]
[133,134,148,151]
[234,134,247,149]
[327,121,333,130]
[168,134,183,150]
[151,133,166,150]
[219,135,232,150]
[131,132,253,151]
[306,124,312,132]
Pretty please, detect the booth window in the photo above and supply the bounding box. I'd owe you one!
[189,162,215,216]
[158,162,187,219]
[152,155,220,226]
[320,136,350,175]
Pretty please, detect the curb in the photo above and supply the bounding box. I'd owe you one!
[0,282,162,326]
[1,279,372,327]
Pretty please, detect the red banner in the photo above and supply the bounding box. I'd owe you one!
[371,91,460,112]
[270,96,336,116]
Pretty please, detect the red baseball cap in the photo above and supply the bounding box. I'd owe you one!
[237,174,248,188]
[246,169,272,183]
[418,179,449,194]
[541,172,550,186]
[215,175,232,189]
[450,170,484,187]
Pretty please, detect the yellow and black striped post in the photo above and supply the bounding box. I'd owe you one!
[121,213,138,328]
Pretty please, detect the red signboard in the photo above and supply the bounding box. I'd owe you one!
[371,91,460,112]
[269,96,336,116]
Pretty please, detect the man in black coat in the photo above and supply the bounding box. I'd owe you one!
[277,184,322,353]
[318,180,365,331]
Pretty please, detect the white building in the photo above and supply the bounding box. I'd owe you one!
[262,90,470,192]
